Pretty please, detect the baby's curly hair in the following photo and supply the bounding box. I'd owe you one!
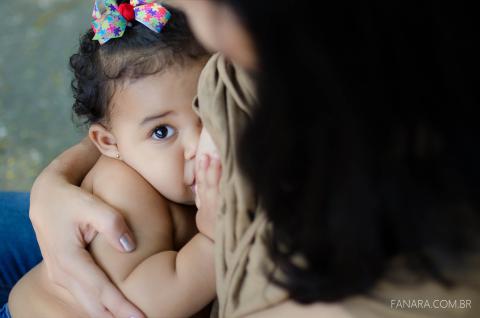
[70,1,208,126]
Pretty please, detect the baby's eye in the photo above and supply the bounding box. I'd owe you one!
[152,125,175,140]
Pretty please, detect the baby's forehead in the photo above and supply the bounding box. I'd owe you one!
[109,74,198,121]
[105,57,205,124]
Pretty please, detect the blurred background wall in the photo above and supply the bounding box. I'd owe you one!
[0,0,92,190]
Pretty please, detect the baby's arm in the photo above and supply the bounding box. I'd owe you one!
[120,234,214,317]
[87,157,215,317]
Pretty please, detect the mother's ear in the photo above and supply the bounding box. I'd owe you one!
[89,124,120,159]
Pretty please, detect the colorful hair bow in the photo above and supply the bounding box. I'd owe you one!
[91,0,171,44]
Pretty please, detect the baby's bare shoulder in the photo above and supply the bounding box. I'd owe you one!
[92,155,151,189]
[91,156,162,200]
[89,155,173,240]
[85,156,176,283]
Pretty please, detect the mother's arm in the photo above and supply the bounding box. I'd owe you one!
[29,136,145,318]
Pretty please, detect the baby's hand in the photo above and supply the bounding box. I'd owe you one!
[195,154,222,241]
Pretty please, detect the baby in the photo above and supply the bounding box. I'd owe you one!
[6,1,217,317]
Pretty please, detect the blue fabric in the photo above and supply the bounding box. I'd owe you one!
[0,192,42,305]
[0,303,11,318]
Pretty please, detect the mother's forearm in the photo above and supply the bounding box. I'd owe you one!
[36,136,100,186]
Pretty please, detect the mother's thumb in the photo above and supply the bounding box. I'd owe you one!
[83,198,136,253]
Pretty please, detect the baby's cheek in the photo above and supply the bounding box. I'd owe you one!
[156,159,190,202]
[156,166,180,193]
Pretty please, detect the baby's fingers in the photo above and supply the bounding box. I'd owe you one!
[196,154,210,187]
[207,156,222,188]
[195,155,210,209]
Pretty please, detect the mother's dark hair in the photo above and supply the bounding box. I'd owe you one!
[220,0,480,302]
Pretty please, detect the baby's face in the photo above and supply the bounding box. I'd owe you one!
[109,64,203,205]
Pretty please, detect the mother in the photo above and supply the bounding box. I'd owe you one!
[3,0,480,317]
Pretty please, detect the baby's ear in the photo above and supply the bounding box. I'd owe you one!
[89,124,119,159]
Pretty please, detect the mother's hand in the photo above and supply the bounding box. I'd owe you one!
[29,138,145,318]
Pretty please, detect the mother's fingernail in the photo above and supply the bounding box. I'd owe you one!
[120,233,135,252]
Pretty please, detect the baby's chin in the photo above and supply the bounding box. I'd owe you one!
[163,188,196,206]
[179,196,196,206]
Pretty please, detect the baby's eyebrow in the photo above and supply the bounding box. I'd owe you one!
[140,111,173,125]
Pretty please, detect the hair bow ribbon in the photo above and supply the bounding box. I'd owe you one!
[92,0,171,44]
